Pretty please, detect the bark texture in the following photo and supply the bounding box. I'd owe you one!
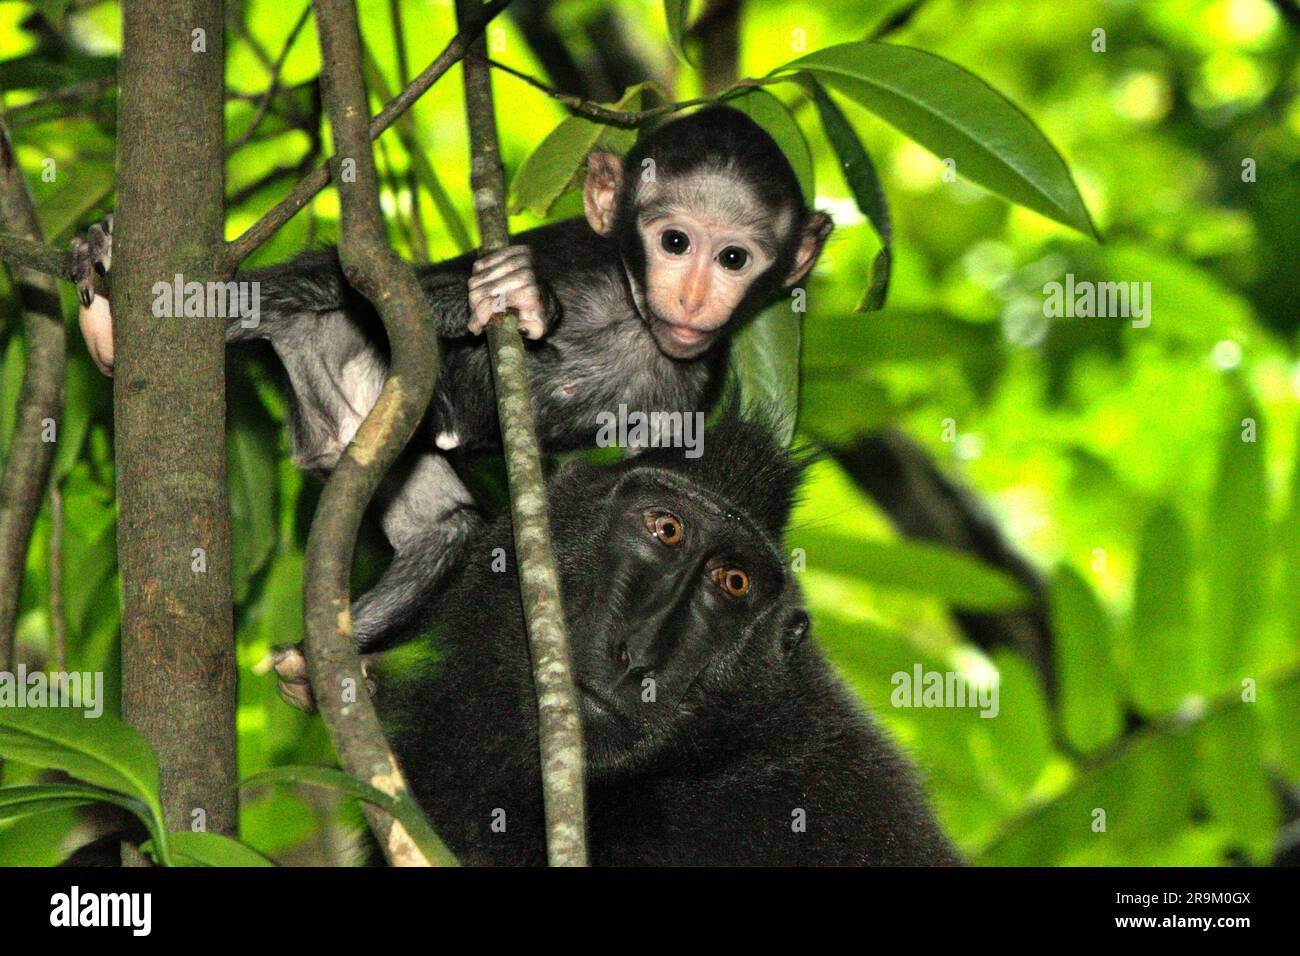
[114,0,237,837]
[306,0,454,867]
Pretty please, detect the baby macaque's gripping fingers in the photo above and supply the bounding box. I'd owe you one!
[466,245,549,339]
[270,643,317,714]
[266,642,378,714]
[69,215,113,308]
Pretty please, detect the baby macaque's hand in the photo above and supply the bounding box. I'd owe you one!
[466,245,552,341]
[262,643,378,715]
[69,215,115,377]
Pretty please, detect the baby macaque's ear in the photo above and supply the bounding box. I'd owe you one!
[786,211,834,286]
[583,152,623,235]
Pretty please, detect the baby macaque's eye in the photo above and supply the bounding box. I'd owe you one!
[660,229,691,255]
[644,510,685,546]
[717,246,750,271]
[711,565,750,597]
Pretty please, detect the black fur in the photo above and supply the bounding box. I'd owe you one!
[378,413,961,866]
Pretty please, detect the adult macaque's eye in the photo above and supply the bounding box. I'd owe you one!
[711,565,750,597]
[660,229,691,255]
[644,510,685,545]
[717,247,750,271]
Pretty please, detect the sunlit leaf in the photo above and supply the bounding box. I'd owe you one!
[0,707,161,814]
[508,86,646,218]
[799,76,891,310]
[793,529,1033,610]
[663,0,693,65]
[1203,392,1268,688]
[1197,707,1277,862]
[1049,566,1123,753]
[1127,503,1197,715]
[144,831,276,867]
[773,42,1097,237]
[727,87,814,202]
[238,765,458,867]
[727,302,800,445]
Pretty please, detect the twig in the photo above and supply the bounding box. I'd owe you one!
[456,0,588,868]
[304,0,455,868]
[226,2,314,155]
[0,231,72,281]
[220,0,510,273]
[0,115,66,678]
[384,0,429,260]
[485,55,770,126]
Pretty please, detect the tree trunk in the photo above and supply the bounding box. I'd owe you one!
[114,0,237,838]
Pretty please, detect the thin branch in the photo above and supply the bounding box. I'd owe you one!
[4,77,115,127]
[226,2,314,155]
[304,0,455,868]
[381,0,428,260]
[359,44,471,254]
[455,0,588,868]
[0,114,66,677]
[485,55,771,126]
[0,232,72,282]
[221,0,510,272]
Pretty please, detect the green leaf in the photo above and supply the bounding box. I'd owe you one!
[727,302,800,446]
[0,335,23,461]
[144,831,276,867]
[793,530,1033,611]
[663,0,693,65]
[1049,566,1123,753]
[0,784,95,821]
[979,650,1051,797]
[238,765,458,867]
[1203,395,1268,688]
[1197,707,1277,861]
[0,706,163,822]
[799,77,892,310]
[772,42,1097,238]
[360,47,472,253]
[1127,503,1197,715]
[727,88,814,203]
[508,86,646,218]
[226,369,279,603]
[0,782,149,826]
[36,165,115,242]
[53,353,96,480]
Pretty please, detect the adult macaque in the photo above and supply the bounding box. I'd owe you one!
[71,106,833,650]
[372,413,960,865]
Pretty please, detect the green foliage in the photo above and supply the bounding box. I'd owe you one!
[774,41,1097,239]
[2,0,1296,868]
[238,766,458,866]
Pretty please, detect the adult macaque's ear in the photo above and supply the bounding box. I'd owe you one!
[583,152,623,236]
[785,211,834,286]
[781,610,810,658]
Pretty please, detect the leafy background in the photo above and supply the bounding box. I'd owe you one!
[1,0,1298,865]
